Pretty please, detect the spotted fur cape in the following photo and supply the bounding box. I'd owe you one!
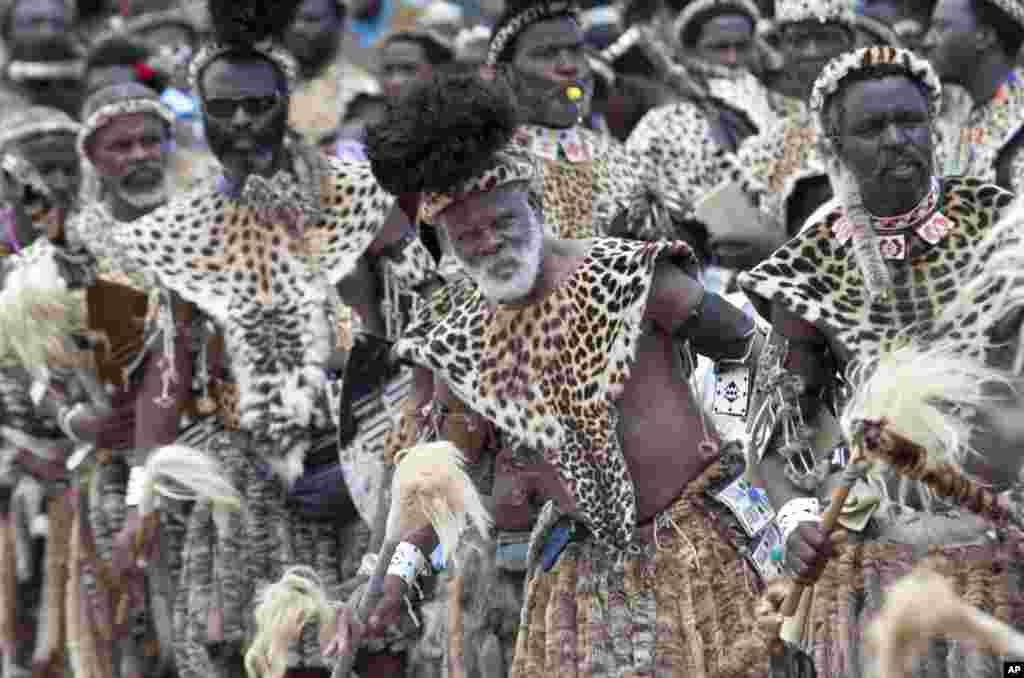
[739,177,1014,364]
[97,157,394,445]
[394,237,695,548]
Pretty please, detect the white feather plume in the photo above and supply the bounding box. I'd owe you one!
[387,441,492,568]
[843,341,1014,477]
[136,445,243,538]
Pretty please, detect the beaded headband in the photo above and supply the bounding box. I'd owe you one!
[674,0,760,46]
[485,0,580,67]
[77,98,176,163]
[810,45,942,148]
[0,113,80,153]
[187,41,299,99]
[419,149,538,223]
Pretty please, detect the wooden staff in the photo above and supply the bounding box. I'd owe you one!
[853,418,1012,526]
[779,448,869,618]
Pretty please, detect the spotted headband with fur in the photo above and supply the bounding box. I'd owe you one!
[810,45,942,149]
[0,108,81,154]
[419,149,538,223]
[485,0,580,67]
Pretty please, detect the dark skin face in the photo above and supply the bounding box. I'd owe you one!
[832,76,933,217]
[285,0,345,76]
[87,113,170,221]
[693,13,756,69]
[922,0,983,84]
[379,39,434,100]
[201,56,288,181]
[779,20,855,99]
[510,16,594,128]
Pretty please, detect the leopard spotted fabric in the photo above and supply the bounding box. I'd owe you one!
[98,157,394,449]
[394,238,696,549]
[733,106,825,232]
[510,125,654,240]
[627,100,734,220]
[739,177,1014,364]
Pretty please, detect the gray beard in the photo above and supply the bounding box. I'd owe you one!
[114,183,168,210]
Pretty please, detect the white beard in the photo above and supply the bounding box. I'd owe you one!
[455,221,543,304]
[116,181,168,210]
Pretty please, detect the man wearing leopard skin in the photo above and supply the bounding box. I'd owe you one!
[739,45,1024,678]
[82,2,438,676]
[327,70,814,678]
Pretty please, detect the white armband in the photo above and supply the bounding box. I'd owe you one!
[386,542,430,590]
[57,402,88,444]
[775,497,822,548]
[125,466,146,507]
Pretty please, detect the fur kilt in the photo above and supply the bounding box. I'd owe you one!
[801,507,1024,678]
[511,459,774,678]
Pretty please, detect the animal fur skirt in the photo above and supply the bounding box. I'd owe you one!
[511,459,775,678]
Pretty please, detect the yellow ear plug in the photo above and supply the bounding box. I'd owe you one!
[566,86,583,101]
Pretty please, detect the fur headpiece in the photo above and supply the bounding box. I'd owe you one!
[365,72,537,224]
[810,45,942,149]
[674,0,760,47]
[77,83,175,165]
[775,0,855,27]
[486,0,581,67]
[0,107,80,154]
[187,0,301,97]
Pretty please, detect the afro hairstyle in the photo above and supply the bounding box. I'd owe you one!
[365,71,519,196]
[206,0,302,45]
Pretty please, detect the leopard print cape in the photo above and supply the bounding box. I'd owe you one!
[510,125,655,240]
[937,67,1024,193]
[739,177,1014,364]
[97,157,393,447]
[393,237,696,548]
[734,105,825,231]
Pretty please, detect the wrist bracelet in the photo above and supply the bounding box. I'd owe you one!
[386,542,430,589]
[125,466,146,507]
[776,497,822,551]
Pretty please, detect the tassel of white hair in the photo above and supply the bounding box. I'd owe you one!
[331,440,492,678]
[868,565,1024,678]
[136,445,243,539]
[389,441,492,567]
[245,566,338,678]
[843,341,1012,476]
[826,158,893,299]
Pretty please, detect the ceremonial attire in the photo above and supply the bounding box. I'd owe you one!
[937,67,1024,194]
[92,153,432,675]
[740,176,1024,677]
[396,238,776,678]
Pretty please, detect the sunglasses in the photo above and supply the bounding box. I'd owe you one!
[204,93,282,120]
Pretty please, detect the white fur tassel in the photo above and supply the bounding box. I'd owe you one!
[245,566,337,678]
[843,342,1014,478]
[136,445,243,539]
[868,565,1024,678]
[387,441,492,569]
